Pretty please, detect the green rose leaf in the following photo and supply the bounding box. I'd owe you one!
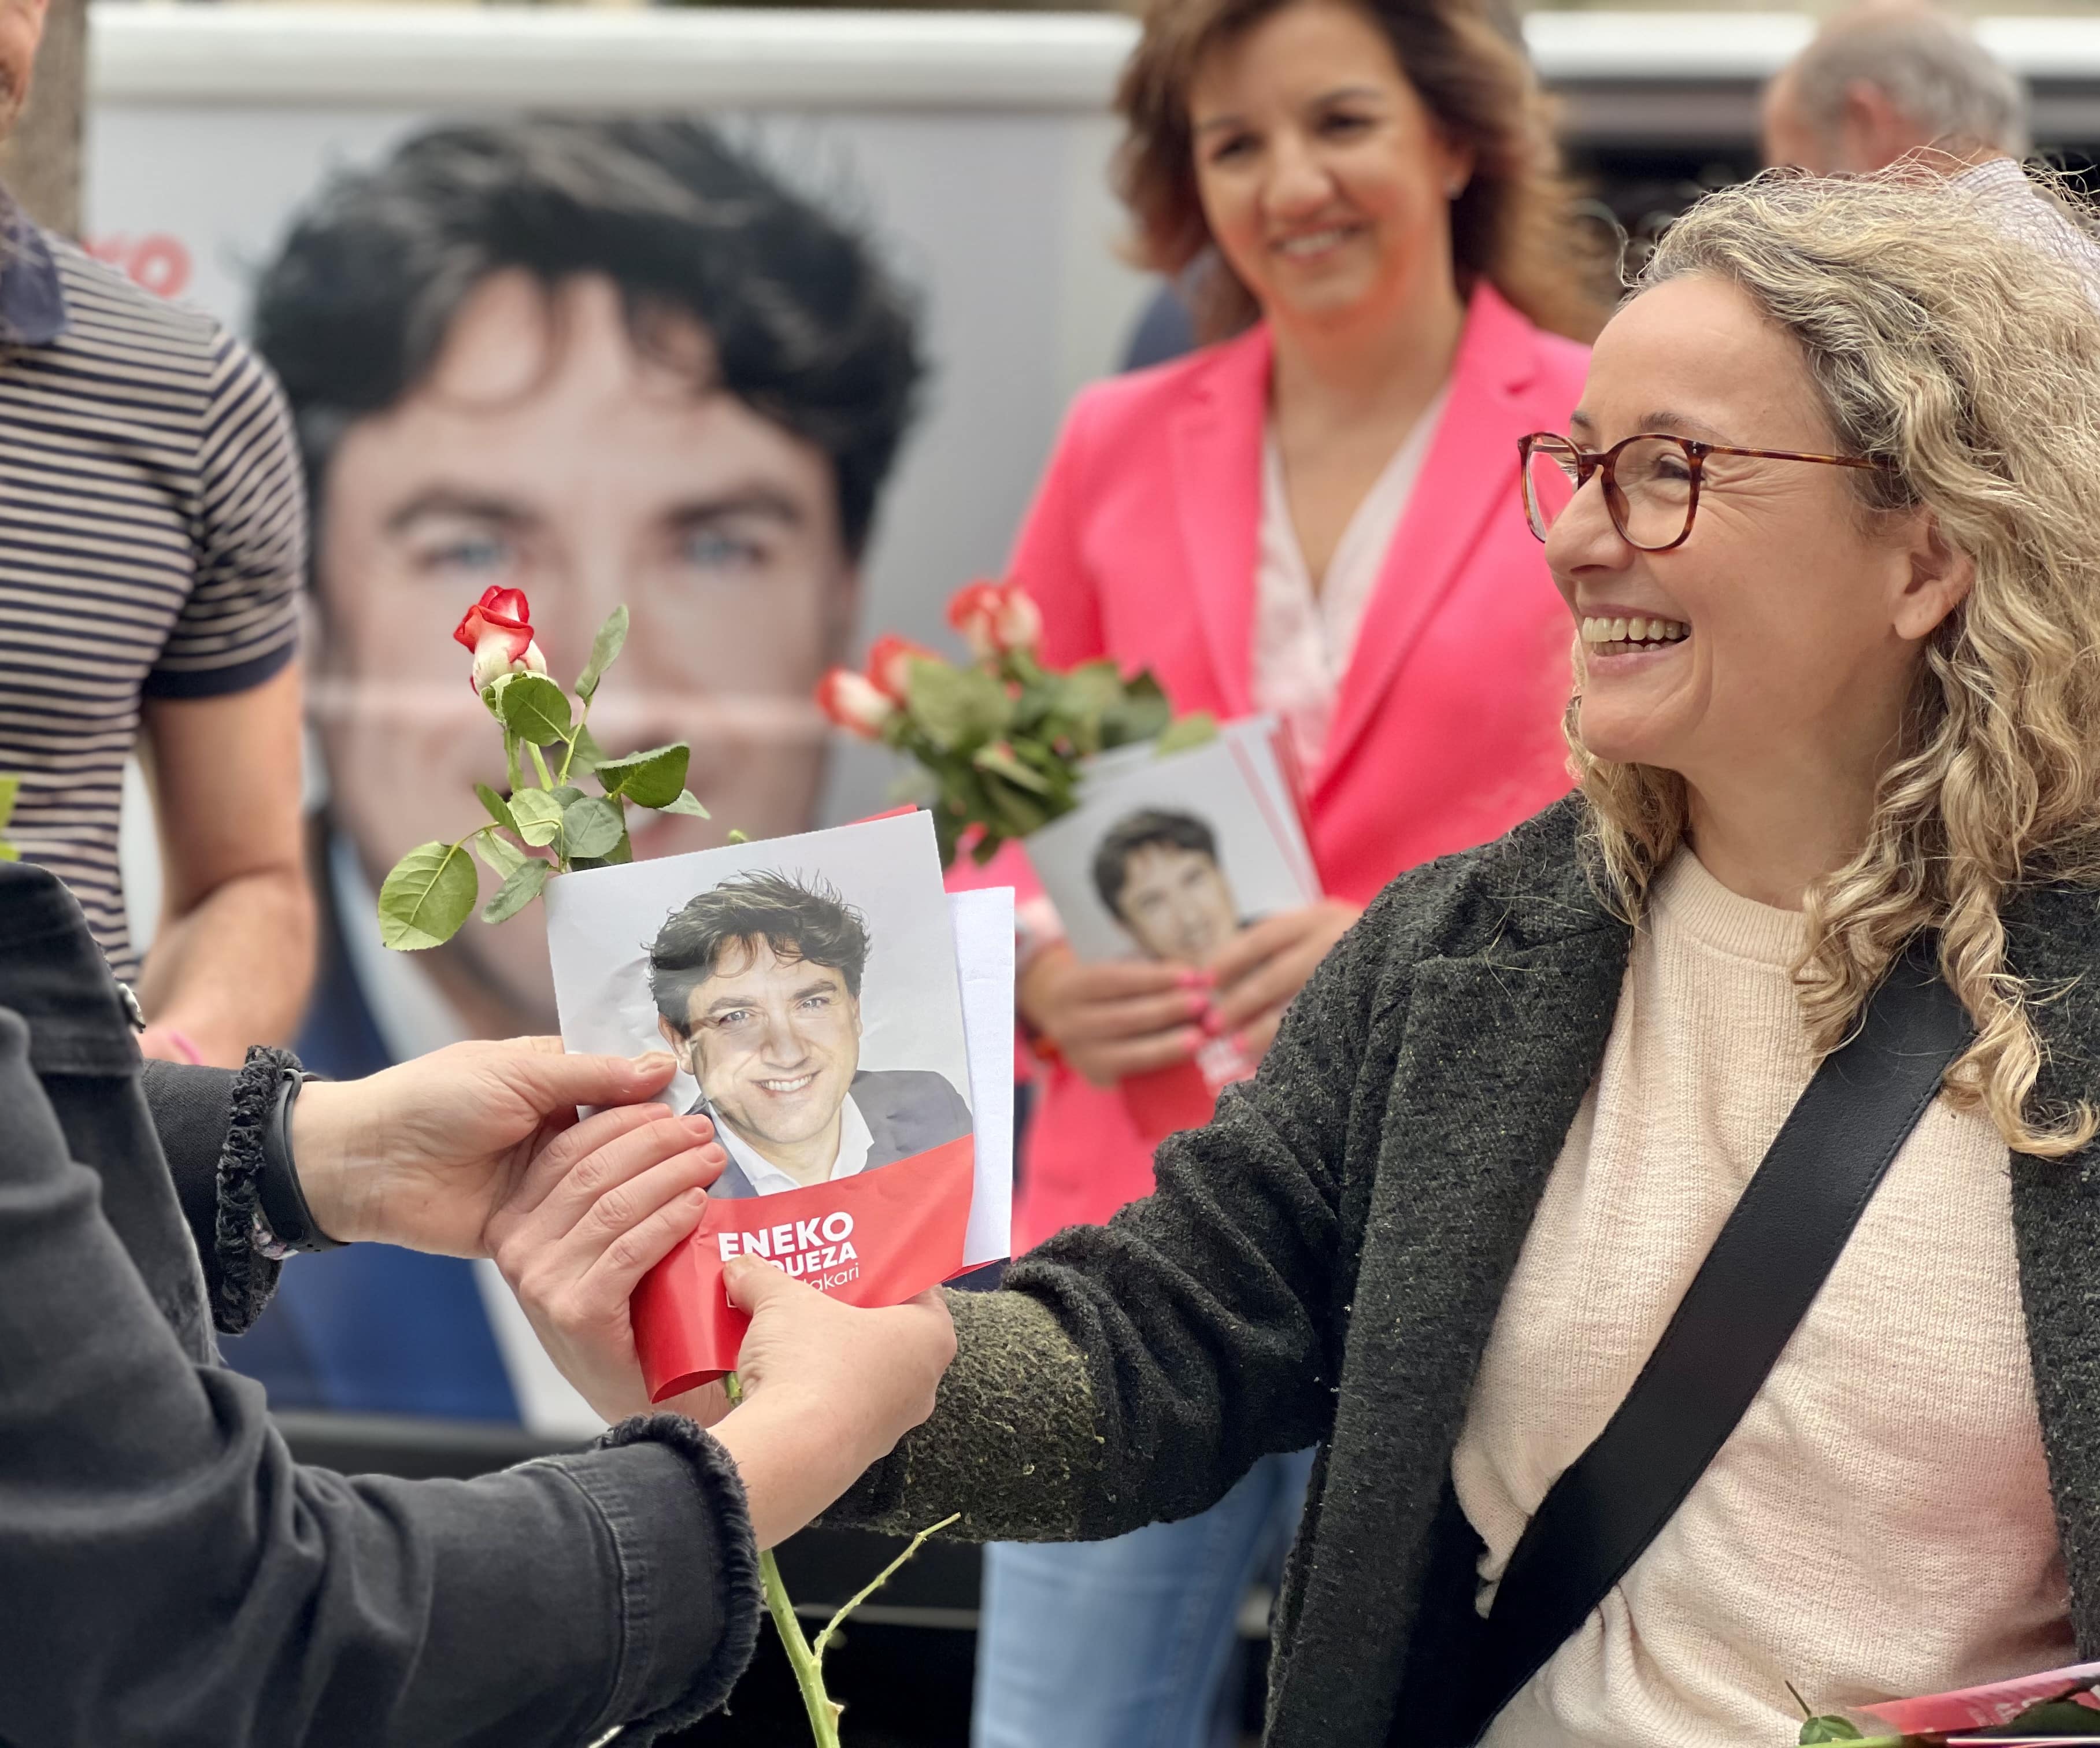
[1154,711,1218,757]
[508,788,565,847]
[472,825,528,880]
[657,788,712,820]
[377,840,477,950]
[575,604,629,704]
[906,659,1012,753]
[597,742,691,809]
[571,830,635,871]
[479,856,550,926]
[1101,671,1172,749]
[1798,1718,1863,1743]
[551,784,587,810]
[498,672,573,745]
[560,794,625,861]
[474,782,520,835]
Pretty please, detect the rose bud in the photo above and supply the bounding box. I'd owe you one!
[451,585,549,695]
[946,580,1006,663]
[817,668,897,738]
[866,632,939,701]
[991,584,1042,655]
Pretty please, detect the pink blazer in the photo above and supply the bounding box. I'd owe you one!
[982,284,1588,1248]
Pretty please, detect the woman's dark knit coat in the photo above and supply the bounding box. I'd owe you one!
[838,795,2100,1746]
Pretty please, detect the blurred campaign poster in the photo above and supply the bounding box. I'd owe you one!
[546,810,1012,1393]
[88,8,1138,1430]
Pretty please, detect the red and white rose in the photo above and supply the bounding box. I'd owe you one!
[453,585,549,695]
[946,579,1042,662]
[816,668,898,739]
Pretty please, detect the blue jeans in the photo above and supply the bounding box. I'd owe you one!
[972,1449,1316,1748]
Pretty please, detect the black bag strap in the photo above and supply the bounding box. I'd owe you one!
[1462,937,1974,1742]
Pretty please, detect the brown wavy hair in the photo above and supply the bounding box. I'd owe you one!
[1575,166,2100,1157]
[1112,0,1605,345]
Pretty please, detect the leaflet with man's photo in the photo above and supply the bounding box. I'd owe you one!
[545,810,1010,1396]
[1023,718,1320,1132]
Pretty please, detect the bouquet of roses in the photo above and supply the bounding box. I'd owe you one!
[817,579,1214,869]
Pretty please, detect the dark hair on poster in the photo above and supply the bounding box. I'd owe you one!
[1092,808,1220,915]
[253,116,925,558]
[650,869,872,1036]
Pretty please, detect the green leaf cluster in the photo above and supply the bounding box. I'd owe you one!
[873,646,1215,869]
[377,604,712,951]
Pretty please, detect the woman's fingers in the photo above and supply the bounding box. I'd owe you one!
[1209,951,1316,1031]
[1235,1007,1284,1059]
[502,1147,717,1331]
[1060,957,1192,1002]
[572,1179,713,1309]
[1070,1026,1202,1086]
[1205,911,1305,988]
[1076,987,1208,1041]
[501,1102,672,1224]
[530,1111,723,1241]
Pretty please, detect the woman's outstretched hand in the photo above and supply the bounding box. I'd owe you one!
[288,1036,691,1255]
[712,1260,956,1547]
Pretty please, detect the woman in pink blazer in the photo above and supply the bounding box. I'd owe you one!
[973,0,1603,1742]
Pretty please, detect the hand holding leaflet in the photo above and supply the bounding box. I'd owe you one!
[545,809,1012,1395]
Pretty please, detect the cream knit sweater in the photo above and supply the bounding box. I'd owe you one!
[1454,850,2075,1747]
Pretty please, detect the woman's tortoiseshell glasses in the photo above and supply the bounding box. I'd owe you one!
[1518,431,1884,553]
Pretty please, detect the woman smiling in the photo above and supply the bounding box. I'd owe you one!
[969,0,1601,1731]
[527,169,2100,1744]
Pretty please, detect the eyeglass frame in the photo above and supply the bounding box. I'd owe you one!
[1516,431,1887,553]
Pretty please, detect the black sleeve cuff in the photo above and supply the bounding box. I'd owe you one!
[209,1046,295,1334]
[577,1413,764,1740]
[140,634,297,701]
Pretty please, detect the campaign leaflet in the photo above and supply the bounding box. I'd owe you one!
[1023,716,1320,1135]
[546,810,1012,1396]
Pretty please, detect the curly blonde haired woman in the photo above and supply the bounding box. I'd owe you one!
[518,167,2100,1746]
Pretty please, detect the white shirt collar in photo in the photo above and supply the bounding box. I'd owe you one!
[717,1091,873,1197]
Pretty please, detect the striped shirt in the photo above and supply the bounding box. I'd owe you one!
[0,212,303,979]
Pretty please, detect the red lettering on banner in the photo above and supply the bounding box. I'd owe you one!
[82,232,194,301]
[633,1135,976,1399]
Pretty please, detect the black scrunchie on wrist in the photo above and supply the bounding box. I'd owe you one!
[211,1045,301,1336]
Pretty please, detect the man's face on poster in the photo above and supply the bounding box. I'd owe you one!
[1114,842,1239,965]
[664,940,863,1161]
[314,269,856,1024]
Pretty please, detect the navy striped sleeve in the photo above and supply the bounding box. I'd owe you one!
[142,330,303,700]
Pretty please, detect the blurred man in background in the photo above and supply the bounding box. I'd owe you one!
[225,117,924,1422]
[0,0,313,1068]
[1762,3,2027,173]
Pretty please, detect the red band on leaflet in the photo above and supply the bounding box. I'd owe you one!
[632,1135,977,1400]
